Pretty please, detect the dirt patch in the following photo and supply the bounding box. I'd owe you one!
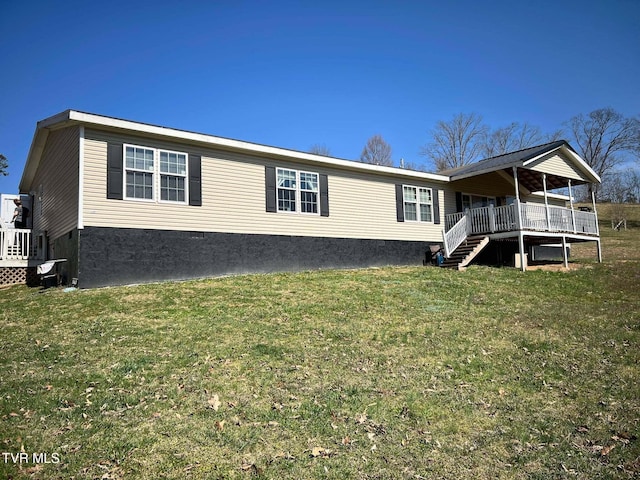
[527,263,591,272]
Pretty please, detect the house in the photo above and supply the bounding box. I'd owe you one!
[3,110,601,288]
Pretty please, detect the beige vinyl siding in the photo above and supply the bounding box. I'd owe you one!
[28,126,79,240]
[440,185,460,217]
[83,129,445,242]
[528,153,587,182]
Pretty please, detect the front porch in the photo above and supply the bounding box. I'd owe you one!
[442,203,601,270]
[445,202,599,238]
[441,141,603,271]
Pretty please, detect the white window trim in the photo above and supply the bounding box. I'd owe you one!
[158,148,189,205]
[123,144,189,204]
[403,185,434,223]
[276,168,320,216]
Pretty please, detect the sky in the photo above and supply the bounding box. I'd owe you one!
[1,0,639,194]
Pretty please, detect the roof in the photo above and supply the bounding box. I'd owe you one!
[442,141,568,177]
[20,110,450,191]
[20,111,601,194]
[443,140,601,191]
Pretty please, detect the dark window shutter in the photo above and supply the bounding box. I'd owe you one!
[319,174,329,217]
[395,184,404,222]
[188,154,202,206]
[455,191,463,212]
[265,166,277,212]
[107,143,123,200]
[432,187,441,224]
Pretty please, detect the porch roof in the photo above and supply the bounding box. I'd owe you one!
[444,141,601,192]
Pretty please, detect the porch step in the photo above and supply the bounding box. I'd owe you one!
[442,236,490,270]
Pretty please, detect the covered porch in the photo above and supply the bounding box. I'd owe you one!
[442,141,602,271]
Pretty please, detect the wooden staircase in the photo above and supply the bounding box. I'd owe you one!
[441,236,489,270]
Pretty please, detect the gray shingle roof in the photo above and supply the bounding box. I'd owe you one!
[443,140,570,179]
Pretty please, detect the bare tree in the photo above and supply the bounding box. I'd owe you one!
[481,122,563,158]
[420,113,487,171]
[566,107,640,199]
[0,154,7,176]
[627,169,640,203]
[360,134,393,166]
[600,171,628,203]
[600,168,640,203]
[309,144,332,156]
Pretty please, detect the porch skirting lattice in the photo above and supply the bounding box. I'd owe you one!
[0,267,38,286]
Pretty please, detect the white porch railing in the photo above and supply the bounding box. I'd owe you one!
[443,203,599,256]
[0,228,44,262]
[442,215,468,257]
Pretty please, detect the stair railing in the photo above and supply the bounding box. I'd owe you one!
[442,212,470,258]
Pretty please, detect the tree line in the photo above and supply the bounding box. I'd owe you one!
[310,107,640,203]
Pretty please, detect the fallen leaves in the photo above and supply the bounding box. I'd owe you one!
[600,444,615,456]
[207,394,221,411]
[310,446,334,458]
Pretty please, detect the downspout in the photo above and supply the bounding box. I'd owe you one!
[513,166,526,272]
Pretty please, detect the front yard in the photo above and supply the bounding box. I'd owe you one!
[1,225,638,479]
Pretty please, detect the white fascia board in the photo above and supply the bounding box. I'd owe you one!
[520,144,564,166]
[67,111,450,183]
[19,128,49,192]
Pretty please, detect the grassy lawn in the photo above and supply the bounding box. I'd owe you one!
[1,215,639,478]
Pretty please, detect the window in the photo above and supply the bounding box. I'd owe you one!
[125,146,154,200]
[277,168,297,212]
[277,168,319,214]
[160,150,187,202]
[461,194,496,210]
[403,185,433,222]
[299,172,319,214]
[124,144,188,203]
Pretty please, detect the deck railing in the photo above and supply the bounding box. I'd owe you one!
[0,228,44,262]
[443,203,598,255]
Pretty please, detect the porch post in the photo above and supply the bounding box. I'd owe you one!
[513,166,526,272]
[543,173,551,231]
[561,235,568,268]
[568,180,577,233]
[591,188,600,237]
[513,166,523,230]
[592,188,602,263]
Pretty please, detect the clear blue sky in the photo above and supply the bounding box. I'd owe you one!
[1,0,638,194]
